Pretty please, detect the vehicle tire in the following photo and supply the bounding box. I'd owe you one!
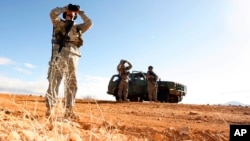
[139,94,145,102]
[115,95,119,101]
[128,96,137,102]
[158,88,169,102]
[179,96,183,102]
[114,89,119,101]
[169,96,179,103]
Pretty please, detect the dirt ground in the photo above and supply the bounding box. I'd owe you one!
[0,93,250,141]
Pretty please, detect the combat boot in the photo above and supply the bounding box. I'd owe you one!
[123,98,130,103]
[149,98,152,103]
[154,99,159,103]
[64,106,79,119]
[118,97,122,102]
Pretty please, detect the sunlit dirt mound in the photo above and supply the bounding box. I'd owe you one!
[0,93,250,140]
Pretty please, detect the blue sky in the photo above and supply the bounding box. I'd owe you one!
[0,0,250,105]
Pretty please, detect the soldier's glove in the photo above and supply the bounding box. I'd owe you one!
[79,10,85,14]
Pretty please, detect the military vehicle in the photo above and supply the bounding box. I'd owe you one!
[107,71,187,103]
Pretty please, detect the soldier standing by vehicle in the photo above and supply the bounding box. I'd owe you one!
[146,66,158,102]
[45,4,92,119]
[117,59,132,102]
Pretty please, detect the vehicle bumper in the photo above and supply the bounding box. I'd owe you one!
[169,89,186,96]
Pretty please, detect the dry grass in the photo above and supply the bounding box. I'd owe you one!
[0,99,80,140]
[0,94,249,140]
[0,95,140,141]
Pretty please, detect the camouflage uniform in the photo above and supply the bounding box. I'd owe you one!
[45,5,92,117]
[117,60,132,102]
[146,66,158,102]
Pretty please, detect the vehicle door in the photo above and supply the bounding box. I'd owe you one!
[129,73,147,95]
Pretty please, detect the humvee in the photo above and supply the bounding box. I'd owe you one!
[107,71,187,103]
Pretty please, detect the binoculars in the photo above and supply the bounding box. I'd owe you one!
[68,4,80,11]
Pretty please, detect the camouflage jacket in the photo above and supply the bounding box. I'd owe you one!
[146,71,158,85]
[50,6,92,56]
[117,62,132,82]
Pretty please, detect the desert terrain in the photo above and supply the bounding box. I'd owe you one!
[0,93,250,141]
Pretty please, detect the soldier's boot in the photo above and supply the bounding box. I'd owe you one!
[118,95,122,102]
[118,96,122,102]
[64,106,79,120]
[118,92,122,102]
[149,98,152,102]
[153,98,159,103]
[123,97,130,102]
[154,96,159,102]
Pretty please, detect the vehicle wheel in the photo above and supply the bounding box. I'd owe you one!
[179,96,183,102]
[158,89,169,102]
[169,96,179,103]
[114,89,119,101]
[129,96,137,102]
[158,92,163,102]
[115,95,119,101]
[139,94,145,102]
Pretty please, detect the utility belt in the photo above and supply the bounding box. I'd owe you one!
[52,40,80,48]
[52,40,81,57]
[148,81,158,86]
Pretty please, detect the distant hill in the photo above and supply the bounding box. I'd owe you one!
[224,101,247,106]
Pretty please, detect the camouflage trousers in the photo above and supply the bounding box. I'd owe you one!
[118,79,129,100]
[46,48,79,108]
[148,82,158,101]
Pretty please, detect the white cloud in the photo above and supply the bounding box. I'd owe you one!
[24,63,36,69]
[0,76,47,94]
[0,74,115,101]
[14,67,33,75]
[14,63,36,75]
[77,75,115,100]
[1,71,249,104]
[0,57,13,65]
